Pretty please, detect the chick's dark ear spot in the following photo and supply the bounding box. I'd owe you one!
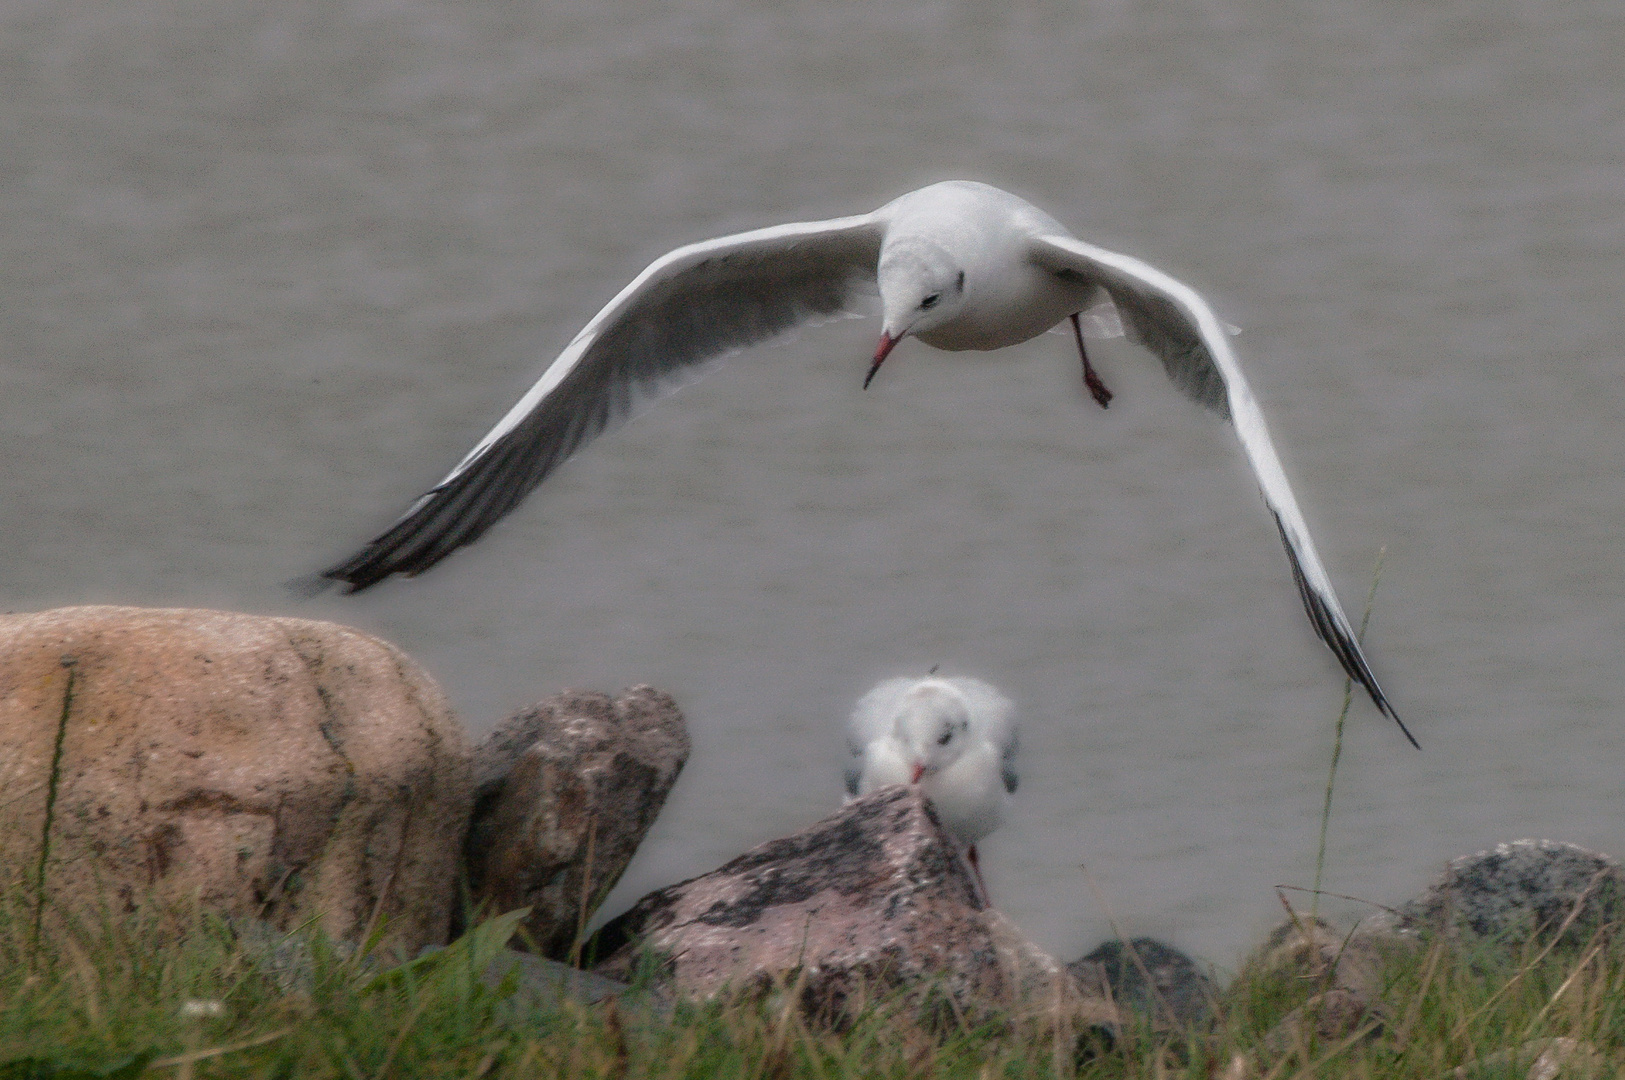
[956,270,965,291]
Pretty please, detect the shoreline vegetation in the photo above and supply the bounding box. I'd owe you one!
[1,886,1620,1078]
[3,605,1619,1076]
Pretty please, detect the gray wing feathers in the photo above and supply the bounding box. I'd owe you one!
[1037,240,1229,417]
[943,676,1018,793]
[844,676,915,799]
[1001,731,1020,795]
[846,677,916,750]
[1026,233,1413,745]
[1101,285,1231,416]
[324,215,883,590]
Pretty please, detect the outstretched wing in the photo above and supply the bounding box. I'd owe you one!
[1027,233,1416,748]
[845,677,918,798]
[323,213,885,591]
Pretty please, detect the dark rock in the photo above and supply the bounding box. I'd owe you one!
[0,606,473,957]
[1068,937,1217,1030]
[589,785,1117,1031]
[465,687,689,959]
[1395,839,1625,951]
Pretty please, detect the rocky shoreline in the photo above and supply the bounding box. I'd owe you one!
[4,605,1620,1045]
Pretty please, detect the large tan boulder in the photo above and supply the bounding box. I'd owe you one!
[0,606,473,955]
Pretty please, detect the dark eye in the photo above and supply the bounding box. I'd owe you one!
[920,293,940,310]
[937,730,952,745]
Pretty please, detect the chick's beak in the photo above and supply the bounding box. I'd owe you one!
[865,331,900,390]
[910,761,926,784]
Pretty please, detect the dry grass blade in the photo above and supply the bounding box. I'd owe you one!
[1448,868,1610,1043]
[32,659,77,962]
[1311,546,1384,925]
[1393,940,1446,1050]
[568,813,599,969]
[1283,1019,1382,1079]
[149,1027,293,1068]
[1080,861,1179,1024]
[601,997,629,1080]
[1519,929,1611,1040]
[1274,885,1403,919]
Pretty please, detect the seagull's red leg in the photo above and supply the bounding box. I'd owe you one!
[1070,312,1113,409]
[967,844,991,905]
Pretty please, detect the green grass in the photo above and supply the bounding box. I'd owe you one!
[1,885,1621,1079]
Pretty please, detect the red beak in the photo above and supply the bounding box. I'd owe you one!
[910,761,926,784]
[865,331,899,389]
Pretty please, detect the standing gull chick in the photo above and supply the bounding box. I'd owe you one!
[845,675,1018,898]
[318,180,1414,747]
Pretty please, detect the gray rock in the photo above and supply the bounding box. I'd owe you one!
[589,785,1118,1032]
[1068,937,1217,1030]
[232,917,329,994]
[1451,1037,1605,1080]
[485,948,638,1008]
[1397,839,1625,951]
[482,949,677,1022]
[235,915,659,1022]
[465,687,689,959]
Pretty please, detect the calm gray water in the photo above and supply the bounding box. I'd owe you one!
[4,0,1623,969]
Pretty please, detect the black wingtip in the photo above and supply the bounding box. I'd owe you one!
[306,544,400,595]
[1270,510,1418,750]
[318,561,387,595]
[1376,698,1421,750]
[283,571,336,600]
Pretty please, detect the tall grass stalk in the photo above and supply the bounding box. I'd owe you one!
[31,657,76,963]
[1310,546,1386,925]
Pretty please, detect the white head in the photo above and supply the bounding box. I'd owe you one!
[891,681,973,784]
[866,239,968,388]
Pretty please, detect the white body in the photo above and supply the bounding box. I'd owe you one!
[878,183,1086,351]
[845,675,1018,846]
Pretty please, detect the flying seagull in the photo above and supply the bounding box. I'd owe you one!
[320,180,1415,747]
[845,674,1019,899]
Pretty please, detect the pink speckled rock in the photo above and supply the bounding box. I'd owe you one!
[0,606,472,955]
[592,785,1116,1029]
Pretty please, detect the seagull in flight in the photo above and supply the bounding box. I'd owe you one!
[845,674,1019,899]
[319,180,1415,747]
